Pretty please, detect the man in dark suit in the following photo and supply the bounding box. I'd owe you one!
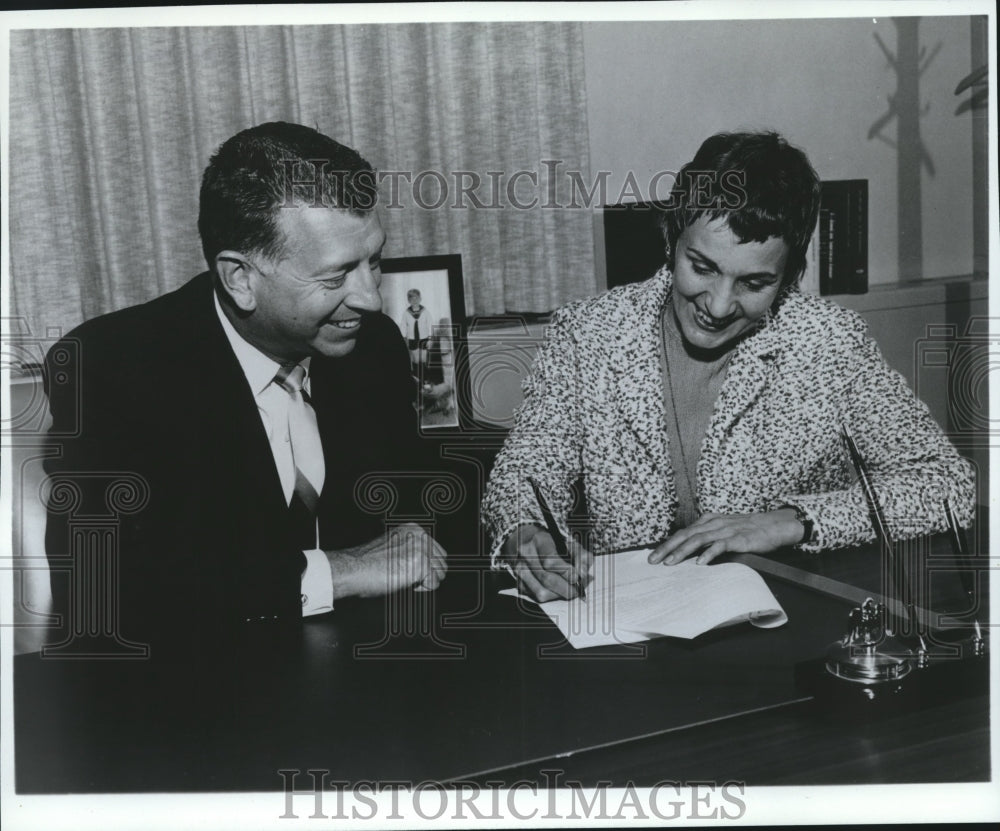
[43,122,447,657]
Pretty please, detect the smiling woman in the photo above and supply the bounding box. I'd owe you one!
[481,131,976,604]
[669,217,787,353]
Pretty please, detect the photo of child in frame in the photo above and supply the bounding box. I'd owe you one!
[381,264,460,429]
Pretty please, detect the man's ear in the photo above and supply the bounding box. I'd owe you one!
[214,251,258,312]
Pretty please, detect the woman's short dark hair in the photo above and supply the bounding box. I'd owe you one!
[198,121,376,269]
[660,131,820,288]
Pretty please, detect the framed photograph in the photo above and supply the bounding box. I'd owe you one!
[380,254,467,430]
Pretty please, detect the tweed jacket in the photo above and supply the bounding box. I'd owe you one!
[482,267,975,562]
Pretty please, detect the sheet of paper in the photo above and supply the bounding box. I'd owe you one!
[500,548,787,648]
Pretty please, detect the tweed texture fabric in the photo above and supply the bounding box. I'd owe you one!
[482,267,975,563]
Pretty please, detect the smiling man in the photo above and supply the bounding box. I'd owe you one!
[43,122,447,654]
[482,130,973,603]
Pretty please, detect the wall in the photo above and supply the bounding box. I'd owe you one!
[582,16,979,287]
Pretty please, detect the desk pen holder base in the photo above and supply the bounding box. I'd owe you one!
[795,649,988,718]
[794,598,988,718]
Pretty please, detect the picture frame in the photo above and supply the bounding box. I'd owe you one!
[380,254,468,431]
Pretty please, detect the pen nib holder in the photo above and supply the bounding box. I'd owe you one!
[796,599,989,717]
[824,598,914,686]
[797,598,918,715]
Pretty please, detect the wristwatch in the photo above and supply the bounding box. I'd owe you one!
[784,504,815,545]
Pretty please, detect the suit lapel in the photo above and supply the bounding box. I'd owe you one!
[307,355,339,497]
[609,270,789,515]
[185,275,289,518]
[613,271,672,483]
[698,310,785,502]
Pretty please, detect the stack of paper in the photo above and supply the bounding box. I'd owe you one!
[501,549,787,648]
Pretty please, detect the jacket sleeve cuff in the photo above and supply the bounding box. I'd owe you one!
[488,520,545,569]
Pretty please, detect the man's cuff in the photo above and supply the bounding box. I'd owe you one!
[301,549,334,616]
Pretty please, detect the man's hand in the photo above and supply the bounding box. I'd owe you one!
[647,509,805,566]
[501,524,593,602]
[326,523,448,599]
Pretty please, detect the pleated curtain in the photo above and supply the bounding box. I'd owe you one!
[8,24,597,338]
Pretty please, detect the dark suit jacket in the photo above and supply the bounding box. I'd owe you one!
[44,272,425,655]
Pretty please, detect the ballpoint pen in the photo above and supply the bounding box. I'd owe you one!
[528,478,586,599]
[944,498,984,654]
[840,423,926,653]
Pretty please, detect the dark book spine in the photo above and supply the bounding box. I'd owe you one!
[819,208,834,295]
[848,181,868,294]
[819,180,868,295]
[824,182,849,294]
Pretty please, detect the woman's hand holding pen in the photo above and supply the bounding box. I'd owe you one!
[501,524,593,602]
[647,509,805,566]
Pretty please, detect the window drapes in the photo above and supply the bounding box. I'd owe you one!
[8,24,597,337]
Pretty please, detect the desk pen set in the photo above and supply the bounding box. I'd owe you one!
[795,424,988,715]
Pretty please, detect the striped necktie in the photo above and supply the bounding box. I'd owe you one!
[274,363,325,549]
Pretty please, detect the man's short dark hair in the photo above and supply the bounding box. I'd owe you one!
[660,131,820,288]
[198,121,376,269]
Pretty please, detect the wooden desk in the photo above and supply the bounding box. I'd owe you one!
[13,536,990,793]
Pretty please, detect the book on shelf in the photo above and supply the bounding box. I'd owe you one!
[817,179,868,296]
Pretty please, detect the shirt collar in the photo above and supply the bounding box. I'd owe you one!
[213,290,311,397]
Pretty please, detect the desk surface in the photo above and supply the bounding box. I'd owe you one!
[14,535,991,794]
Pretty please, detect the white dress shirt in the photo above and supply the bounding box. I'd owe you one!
[397,303,437,343]
[214,292,334,616]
